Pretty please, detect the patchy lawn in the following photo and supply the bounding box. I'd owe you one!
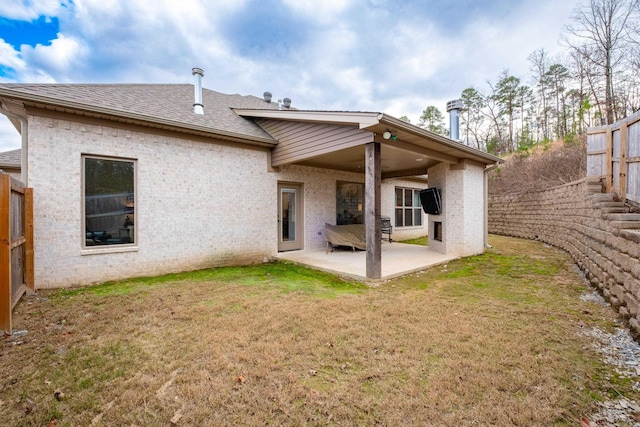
[0,235,634,426]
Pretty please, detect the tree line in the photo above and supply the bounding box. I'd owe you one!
[406,0,640,155]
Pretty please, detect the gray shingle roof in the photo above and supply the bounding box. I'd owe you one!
[0,84,282,143]
[0,148,20,167]
[0,148,22,168]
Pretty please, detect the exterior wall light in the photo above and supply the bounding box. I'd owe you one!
[383,131,392,139]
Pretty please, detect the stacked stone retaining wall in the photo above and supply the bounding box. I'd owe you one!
[489,178,640,337]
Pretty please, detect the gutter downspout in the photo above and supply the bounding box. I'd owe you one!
[484,161,500,248]
[0,102,28,185]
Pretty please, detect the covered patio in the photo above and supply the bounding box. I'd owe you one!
[276,241,458,281]
[235,108,502,280]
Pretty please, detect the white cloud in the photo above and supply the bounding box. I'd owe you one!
[0,39,26,71]
[281,0,353,24]
[0,0,70,20]
[0,0,586,124]
[22,34,87,76]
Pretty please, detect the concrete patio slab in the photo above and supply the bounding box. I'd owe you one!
[275,242,459,281]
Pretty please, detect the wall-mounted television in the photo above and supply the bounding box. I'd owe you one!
[420,188,441,215]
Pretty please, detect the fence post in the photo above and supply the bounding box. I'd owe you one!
[0,173,11,334]
[25,188,34,292]
[620,120,628,203]
[606,127,613,193]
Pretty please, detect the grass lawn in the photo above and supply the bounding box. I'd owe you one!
[0,235,634,426]
[400,235,428,245]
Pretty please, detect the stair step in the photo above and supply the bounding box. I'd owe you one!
[620,229,640,243]
[595,201,627,208]
[611,221,640,229]
[599,207,629,214]
[590,193,614,202]
[605,213,640,221]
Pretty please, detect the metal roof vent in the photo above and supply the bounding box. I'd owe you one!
[263,92,272,103]
[446,99,463,141]
[192,67,204,115]
[283,98,291,109]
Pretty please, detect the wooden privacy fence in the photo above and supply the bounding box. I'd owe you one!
[587,109,640,204]
[0,172,33,335]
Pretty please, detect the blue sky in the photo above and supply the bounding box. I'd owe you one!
[0,0,579,151]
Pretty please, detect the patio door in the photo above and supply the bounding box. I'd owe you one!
[278,183,303,251]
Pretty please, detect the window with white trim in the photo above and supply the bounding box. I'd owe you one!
[395,187,422,227]
[83,156,136,247]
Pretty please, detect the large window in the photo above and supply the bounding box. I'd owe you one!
[336,181,364,225]
[84,156,136,247]
[395,187,422,227]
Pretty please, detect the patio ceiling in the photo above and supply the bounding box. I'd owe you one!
[234,109,502,177]
[294,143,440,178]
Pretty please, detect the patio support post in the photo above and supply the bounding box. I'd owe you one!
[365,141,381,279]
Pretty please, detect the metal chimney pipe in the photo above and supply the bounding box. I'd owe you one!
[192,68,204,115]
[446,99,463,141]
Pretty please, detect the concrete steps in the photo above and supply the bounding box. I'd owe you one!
[589,193,614,202]
[620,229,640,243]
[604,213,640,222]
[586,182,605,194]
[599,207,630,214]
[586,183,640,231]
[595,201,627,208]
[612,221,640,230]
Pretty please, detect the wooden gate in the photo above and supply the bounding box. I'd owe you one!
[0,172,33,335]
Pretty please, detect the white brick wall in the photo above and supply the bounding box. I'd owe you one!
[27,113,481,288]
[29,115,276,288]
[461,163,485,255]
[427,161,486,256]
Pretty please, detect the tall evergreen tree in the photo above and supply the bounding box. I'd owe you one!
[418,106,447,136]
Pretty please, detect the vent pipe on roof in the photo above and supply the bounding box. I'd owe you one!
[192,67,204,115]
[283,98,291,109]
[263,92,272,103]
[446,99,463,141]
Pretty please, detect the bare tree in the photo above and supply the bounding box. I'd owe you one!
[544,63,571,137]
[564,0,639,124]
[484,80,508,154]
[529,48,550,140]
[569,49,593,132]
[460,87,486,150]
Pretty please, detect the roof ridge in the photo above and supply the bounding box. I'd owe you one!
[0,83,279,145]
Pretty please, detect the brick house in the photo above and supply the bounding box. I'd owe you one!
[0,71,501,287]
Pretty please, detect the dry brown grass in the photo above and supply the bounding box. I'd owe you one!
[489,137,587,195]
[0,235,633,426]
